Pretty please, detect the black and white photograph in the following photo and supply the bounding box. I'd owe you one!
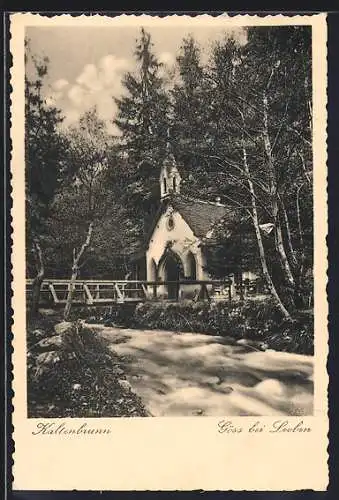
[24,18,315,420]
[10,12,330,491]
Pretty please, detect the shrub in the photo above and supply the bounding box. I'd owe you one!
[267,316,314,355]
[74,298,314,355]
[128,299,312,354]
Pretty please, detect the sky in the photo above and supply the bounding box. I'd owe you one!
[26,25,246,134]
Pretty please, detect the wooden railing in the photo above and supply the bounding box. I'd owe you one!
[26,279,235,306]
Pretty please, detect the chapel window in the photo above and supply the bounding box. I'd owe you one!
[187,252,197,280]
[167,215,175,231]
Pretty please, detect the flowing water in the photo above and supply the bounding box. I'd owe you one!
[97,326,313,417]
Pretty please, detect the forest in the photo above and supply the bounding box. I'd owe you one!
[26,25,313,320]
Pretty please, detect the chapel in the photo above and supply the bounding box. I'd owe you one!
[131,142,251,300]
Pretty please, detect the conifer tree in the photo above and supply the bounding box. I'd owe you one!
[25,41,69,315]
[169,36,207,197]
[114,29,169,160]
[114,28,170,219]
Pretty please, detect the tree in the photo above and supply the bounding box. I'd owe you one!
[114,28,171,218]
[169,27,312,317]
[65,108,110,215]
[241,26,313,310]
[169,35,218,199]
[203,26,313,316]
[60,109,111,319]
[25,40,69,315]
[53,108,144,317]
[203,215,261,286]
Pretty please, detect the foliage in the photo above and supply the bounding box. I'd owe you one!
[37,108,142,278]
[170,36,213,196]
[236,27,313,309]
[204,215,261,279]
[114,28,171,217]
[64,108,111,216]
[115,28,170,163]
[199,27,313,312]
[119,299,312,354]
[130,299,282,336]
[25,40,70,277]
[27,316,147,417]
[25,45,67,216]
[75,298,313,355]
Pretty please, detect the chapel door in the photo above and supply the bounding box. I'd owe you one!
[165,254,180,300]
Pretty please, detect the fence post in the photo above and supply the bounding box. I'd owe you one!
[83,283,94,305]
[48,283,59,304]
[115,283,124,303]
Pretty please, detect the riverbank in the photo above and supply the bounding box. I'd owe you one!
[80,298,314,355]
[27,312,148,418]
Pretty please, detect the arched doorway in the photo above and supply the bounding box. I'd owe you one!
[159,250,184,300]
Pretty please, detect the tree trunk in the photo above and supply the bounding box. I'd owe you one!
[31,239,44,317]
[275,221,295,286]
[304,66,312,138]
[262,92,295,290]
[294,184,307,307]
[279,196,298,269]
[296,185,305,256]
[242,141,291,320]
[63,266,78,321]
[298,151,312,187]
[64,222,93,320]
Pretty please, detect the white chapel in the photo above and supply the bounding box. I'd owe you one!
[133,143,236,299]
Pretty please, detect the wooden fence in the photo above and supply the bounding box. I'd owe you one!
[26,278,243,306]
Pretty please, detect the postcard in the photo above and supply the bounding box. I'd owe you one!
[11,12,328,491]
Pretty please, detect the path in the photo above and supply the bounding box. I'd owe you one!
[97,327,313,417]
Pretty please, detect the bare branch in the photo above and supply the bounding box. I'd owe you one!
[271,102,289,154]
[73,222,94,267]
[221,193,254,219]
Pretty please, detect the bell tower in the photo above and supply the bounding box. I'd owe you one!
[160,130,181,199]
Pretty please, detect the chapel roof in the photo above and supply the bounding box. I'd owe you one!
[142,194,234,246]
[170,195,233,239]
[129,194,235,262]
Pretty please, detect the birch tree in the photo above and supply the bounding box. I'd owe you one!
[62,109,111,319]
[199,26,312,316]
